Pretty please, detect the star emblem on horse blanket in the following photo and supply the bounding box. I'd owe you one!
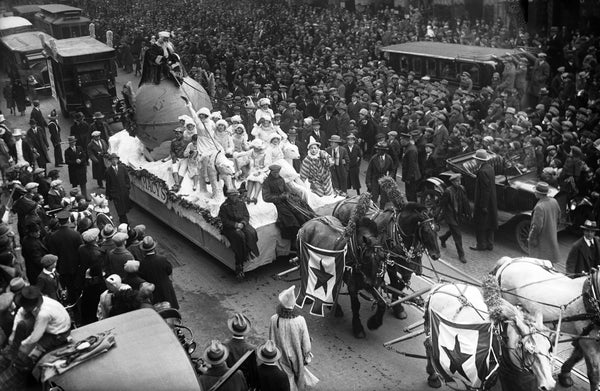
[311,259,334,294]
[442,334,471,380]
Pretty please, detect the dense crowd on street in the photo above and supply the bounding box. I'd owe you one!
[0,0,600,389]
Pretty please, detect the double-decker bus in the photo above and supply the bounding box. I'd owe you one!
[34,4,90,39]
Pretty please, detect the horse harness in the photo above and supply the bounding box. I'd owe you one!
[386,209,434,263]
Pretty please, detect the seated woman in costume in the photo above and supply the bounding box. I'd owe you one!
[246,139,268,204]
[251,117,287,145]
[183,134,202,191]
[255,98,274,123]
[300,140,334,197]
[214,120,234,157]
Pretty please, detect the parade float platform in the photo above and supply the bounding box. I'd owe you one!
[110,131,342,272]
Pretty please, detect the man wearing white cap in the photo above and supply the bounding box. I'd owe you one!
[139,30,181,86]
[87,130,109,189]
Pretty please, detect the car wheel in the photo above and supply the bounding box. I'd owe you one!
[515,218,530,254]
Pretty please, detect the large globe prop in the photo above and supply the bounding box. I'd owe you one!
[135,77,212,150]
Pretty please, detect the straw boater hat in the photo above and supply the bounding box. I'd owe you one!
[328,135,342,144]
[203,340,229,365]
[227,313,252,336]
[278,285,296,310]
[93,112,105,120]
[257,340,282,363]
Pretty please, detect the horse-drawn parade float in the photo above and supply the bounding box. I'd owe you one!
[4,21,598,391]
[103,57,600,390]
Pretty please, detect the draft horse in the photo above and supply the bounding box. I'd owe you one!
[297,215,388,338]
[333,196,441,318]
[426,282,556,391]
[494,256,600,391]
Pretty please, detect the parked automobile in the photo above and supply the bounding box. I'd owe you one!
[420,150,592,253]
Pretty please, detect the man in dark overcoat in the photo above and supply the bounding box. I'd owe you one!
[566,220,600,275]
[30,100,48,131]
[437,173,471,263]
[365,141,393,207]
[326,135,349,196]
[470,149,498,251]
[262,165,311,241]
[64,136,88,199]
[400,133,422,202]
[87,131,109,188]
[218,188,259,280]
[345,134,362,195]
[46,210,83,303]
[47,110,63,166]
[70,112,91,154]
[105,153,131,224]
[138,236,179,309]
[27,119,50,171]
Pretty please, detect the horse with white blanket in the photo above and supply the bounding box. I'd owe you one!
[493,256,600,390]
[425,282,555,390]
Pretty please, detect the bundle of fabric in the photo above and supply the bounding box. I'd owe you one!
[33,331,116,382]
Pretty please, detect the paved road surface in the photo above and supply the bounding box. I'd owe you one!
[0,70,589,390]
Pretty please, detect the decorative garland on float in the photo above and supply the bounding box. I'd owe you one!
[126,166,224,235]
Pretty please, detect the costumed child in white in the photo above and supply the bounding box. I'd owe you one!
[183,98,222,183]
[182,118,197,143]
[266,134,304,187]
[255,98,274,123]
[246,139,268,204]
[183,134,202,191]
[252,117,287,145]
[214,119,234,156]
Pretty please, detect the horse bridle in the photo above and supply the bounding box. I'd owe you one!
[497,322,553,373]
[391,211,437,261]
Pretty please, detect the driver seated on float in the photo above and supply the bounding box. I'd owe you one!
[139,30,183,86]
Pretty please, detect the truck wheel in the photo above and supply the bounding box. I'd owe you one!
[515,218,530,254]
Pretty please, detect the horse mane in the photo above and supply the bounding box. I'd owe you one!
[400,202,428,215]
[482,275,534,326]
[378,176,407,210]
[343,192,372,240]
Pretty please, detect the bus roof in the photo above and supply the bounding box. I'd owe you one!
[0,16,32,31]
[38,4,82,15]
[48,36,114,62]
[1,31,51,52]
[11,5,41,15]
[381,42,520,62]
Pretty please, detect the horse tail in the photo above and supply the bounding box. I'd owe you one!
[343,192,372,240]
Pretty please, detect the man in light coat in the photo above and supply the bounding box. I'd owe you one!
[528,182,561,262]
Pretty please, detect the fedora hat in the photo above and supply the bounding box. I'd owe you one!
[328,135,342,143]
[203,340,229,365]
[9,277,27,293]
[257,340,282,363]
[101,224,116,239]
[581,220,600,231]
[534,181,549,195]
[14,286,43,309]
[227,313,252,336]
[93,112,105,119]
[474,149,490,161]
[141,236,157,252]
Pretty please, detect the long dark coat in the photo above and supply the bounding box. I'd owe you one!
[87,139,109,180]
[138,252,179,309]
[566,237,600,275]
[366,153,393,192]
[30,107,48,129]
[46,225,83,276]
[345,144,362,190]
[473,161,498,230]
[26,126,50,166]
[70,121,92,152]
[218,197,259,266]
[64,145,88,186]
[105,163,131,216]
[21,234,47,284]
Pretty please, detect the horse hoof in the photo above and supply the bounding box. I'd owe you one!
[367,316,382,330]
[353,330,366,339]
[558,372,574,388]
[427,374,442,388]
[393,306,407,320]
